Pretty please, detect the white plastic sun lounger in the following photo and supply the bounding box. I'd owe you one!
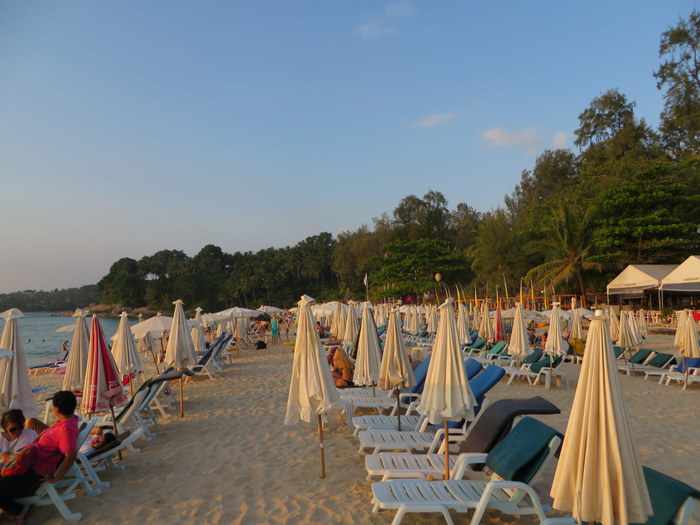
[358,421,469,454]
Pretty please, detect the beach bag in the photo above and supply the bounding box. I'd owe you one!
[255,340,267,350]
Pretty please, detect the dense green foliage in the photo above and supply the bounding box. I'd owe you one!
[0,286,99,312]
[10,11,700,311]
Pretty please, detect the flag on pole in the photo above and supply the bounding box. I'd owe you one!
[363,273,368,288]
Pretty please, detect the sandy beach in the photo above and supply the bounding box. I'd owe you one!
[25,334,700,525]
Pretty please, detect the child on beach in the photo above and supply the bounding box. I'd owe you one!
[79,426,116,456]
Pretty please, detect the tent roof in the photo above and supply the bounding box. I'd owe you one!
[607,264,677,294]
[660,256,700,292]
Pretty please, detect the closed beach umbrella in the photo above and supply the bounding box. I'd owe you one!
[165,299,197,417]
[62,309,90,393]
[81,315,127,416]
[609,308,620,342]
[678,311,700,358]
[342,305,358,353]
[494,303,503,342]
[478,301,493,343]
[570,307,584,341]
[508,302,530,364]
[545,303,566,356]
[353,303,382,391]
[0,309,36,417]
[617,311,637,353]
[627,311,642,347]
[112,311,143,394]
[551,310,652,525]
[456,303,469,346]
[191,307,207,354]
[637,309,648,338]
[417,298,476,479]
[378,308,415,391]
[673,310,688,351]
[285,295,340,478]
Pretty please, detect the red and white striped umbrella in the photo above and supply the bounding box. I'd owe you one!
[81,315,127,415]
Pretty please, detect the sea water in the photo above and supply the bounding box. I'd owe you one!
[0,312,124,367]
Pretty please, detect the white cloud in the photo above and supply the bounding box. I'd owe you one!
[482,128,540,154]
[354,19,396,40]
[552,131,567,149]
[355,2,415,39]
[412,112,456,128]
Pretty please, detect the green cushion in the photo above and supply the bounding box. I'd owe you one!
[530,355,562,374]
[523,349,543,364]
[485,416,560,483]
[634,467,700,525]
[613,346,624,358]
[630,349,653,364]
[646,353,674,369]
[487,341,506,355]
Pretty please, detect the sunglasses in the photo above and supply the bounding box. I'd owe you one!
[5,426,21,435]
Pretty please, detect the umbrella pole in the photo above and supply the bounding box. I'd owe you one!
[179,376,185,418]
[318,414,326,479]
[149,348,160,375]
[109,403,123,461]
[443,420,450,480]
[395,387,401,431]
[129,376,134,397]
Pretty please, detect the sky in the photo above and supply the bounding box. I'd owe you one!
[0,0,696,292]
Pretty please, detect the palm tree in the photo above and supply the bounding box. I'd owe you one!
[525,205,601,296]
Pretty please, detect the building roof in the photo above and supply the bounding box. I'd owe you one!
[607,264,678,295]
[660,256,700,292]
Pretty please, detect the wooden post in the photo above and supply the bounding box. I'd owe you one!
[179,376,185,418]
[443,420,450,480]
[318,414,326,479]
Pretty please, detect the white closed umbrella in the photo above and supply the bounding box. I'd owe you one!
[191,307,207,354]
[508,302,531,364]
[673,310,688,351]
[456,303,469,346]
[570,307,584,341]
[609,307,620,342]
[551,310,652,525]
[637,309,648,338]
[627,310,642,347]
[617,310,637,356]
[62,308,90,393]
[676,311,700,387]
[0,309,36,417]
[478,301,493,343]
[545,303,567,356]
[285,295,340,479]
[353,303,382,392]
[417,298,477,479]
[342,304,358,354]
[112,311,143,395]
[165,299,197,417]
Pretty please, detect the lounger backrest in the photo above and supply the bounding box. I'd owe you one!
[488,341,506,355]
[471,337,485,349]
[677,357,700,373]
[523,349,543,364]
[470,365,505,406]
[485,416,561,483]
[410,355,432,394]
[463,358,483,380]
[613,346,624,358]
[646,353,674,369]
[639,466,700,525]
[529,354,562,374]
[630,349,653,364]
[78,418,97,449]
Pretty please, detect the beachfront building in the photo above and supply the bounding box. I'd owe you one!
[606,264,677,307]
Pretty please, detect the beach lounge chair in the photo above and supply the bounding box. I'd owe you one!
[504,349,543,384]
[370,417,562,525]
[351,358,483,435]
[357,365,505,453]
[661,357,700,389]
[464,337,486,356]
[18,418,103,522]
[474,341,507,363]
[631,352,676,380]
[617,348,656,375]
[527,355,566,389]
[189,334,232,380]
[365,397,560,480]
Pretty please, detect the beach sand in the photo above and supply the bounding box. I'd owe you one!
[26,334,700,525]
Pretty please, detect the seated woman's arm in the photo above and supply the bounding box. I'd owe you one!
[49,451,77,482]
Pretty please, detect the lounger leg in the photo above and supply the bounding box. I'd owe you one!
[391,506,407,525]
[46,484,82,522]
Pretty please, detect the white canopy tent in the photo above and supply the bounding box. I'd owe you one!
[606,264,676,302]
[660,256,700,306]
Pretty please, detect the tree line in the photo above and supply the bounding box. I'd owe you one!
[15,11,700,312]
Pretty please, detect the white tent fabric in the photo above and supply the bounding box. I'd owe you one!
[131,313,173,340]
[551,310,652,525]
[607,264,677,295]
[258,305,286,315]
[545,303,567,356]
[353,303,382,388]
[660,255,700,292]
[417,298,476,424]
[164,300,197,368]
[378,308,415,390]
[285,295,339,424]
[0,309,36,417]
[209,306,260,321]
[62,309,91,392]
[508,303,531,362]
[111,311,144,381]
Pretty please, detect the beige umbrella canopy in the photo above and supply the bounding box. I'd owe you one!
[342,304,359,351]
[285,295,340,479]
[617,310,637,351]
[551,310,652,525]
[131,312,172,340]
[676,311,700,360]
[673,310,688,352]
[191,307,207,354]
[637,309,648,338]
[111,311,144,392]
[609,308,621,342]
[544,303,567,356]
[378,308,415,391]
[353,303,382,389]
[417,298,476,479]
[62,308,90,393]
[165,300,197,417]
[0,309,36,417]
[456,303,469,346]
[570,308,584,341]
[478,301,493,342]
[508,302,531,363]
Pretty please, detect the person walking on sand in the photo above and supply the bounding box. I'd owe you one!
[271,317,280,345]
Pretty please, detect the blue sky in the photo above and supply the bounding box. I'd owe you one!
[0,1,694,292]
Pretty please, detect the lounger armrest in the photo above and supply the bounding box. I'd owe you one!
[398,393,421,404]
[470,480,550,524]
[429,427,466,453]
[450,452,489,479]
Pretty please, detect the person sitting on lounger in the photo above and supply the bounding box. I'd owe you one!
[0,410,37,464]
[79,426,116,456]
[328,346,354,388]
[0,391,80,523]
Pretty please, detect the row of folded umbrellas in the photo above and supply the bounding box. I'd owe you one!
[284,294,689,525]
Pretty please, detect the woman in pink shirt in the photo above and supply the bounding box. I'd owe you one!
[0,391,79,523]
